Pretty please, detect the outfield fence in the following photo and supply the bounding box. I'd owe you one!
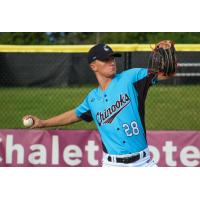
[0,44,200,130]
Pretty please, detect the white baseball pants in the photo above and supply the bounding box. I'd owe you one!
[102,147,157,167]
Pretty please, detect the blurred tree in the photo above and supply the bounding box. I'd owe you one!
[98,32,200,44]
[0,32,49,44]
[98,32,150,43]
[63,32,96,44]
[0,32,200,45]
[46,32,97,44]
[146,32,200,43]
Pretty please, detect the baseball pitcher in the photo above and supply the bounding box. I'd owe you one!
[23,41,177,167]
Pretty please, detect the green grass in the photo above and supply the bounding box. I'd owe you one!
[0,85,199,130]
[146,85,200,130]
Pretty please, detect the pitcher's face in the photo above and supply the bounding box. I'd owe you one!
[90,58,117,78]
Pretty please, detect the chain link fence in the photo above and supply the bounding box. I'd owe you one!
[0,45,200,130]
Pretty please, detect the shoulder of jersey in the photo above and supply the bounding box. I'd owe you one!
[86,88,98,99]
[120,68,135,75]
[117,68,136,79]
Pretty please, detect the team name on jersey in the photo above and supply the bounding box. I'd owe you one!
[96,93,131,126]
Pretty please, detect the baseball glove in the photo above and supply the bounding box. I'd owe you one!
[148,40,177,76]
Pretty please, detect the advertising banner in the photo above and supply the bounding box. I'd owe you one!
[147,131,200,167]
[0,130,199,167]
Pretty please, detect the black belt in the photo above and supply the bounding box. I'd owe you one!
[107,151,146,164]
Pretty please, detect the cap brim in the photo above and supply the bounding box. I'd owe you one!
[111,53,121,57]
[98,53,121,61]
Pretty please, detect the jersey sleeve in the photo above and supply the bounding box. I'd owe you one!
[75,95,93,122]
[122,68,158,86]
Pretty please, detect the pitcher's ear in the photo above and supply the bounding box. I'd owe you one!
[90,62,97,72]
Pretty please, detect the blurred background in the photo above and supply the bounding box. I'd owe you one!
[0,32,199,130]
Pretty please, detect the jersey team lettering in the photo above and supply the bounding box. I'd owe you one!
[96,94,131,126]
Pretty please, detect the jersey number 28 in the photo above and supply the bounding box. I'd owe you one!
[122,121,140,137]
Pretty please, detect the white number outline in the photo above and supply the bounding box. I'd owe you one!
[122,121,140,137]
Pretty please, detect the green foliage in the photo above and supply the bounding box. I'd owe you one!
[100,32,150,43]
[0,32,49,45]
[0,32,200,45]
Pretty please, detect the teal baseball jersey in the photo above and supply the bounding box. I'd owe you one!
[75,68,157,155]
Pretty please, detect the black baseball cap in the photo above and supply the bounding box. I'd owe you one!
[88,43,121,64]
